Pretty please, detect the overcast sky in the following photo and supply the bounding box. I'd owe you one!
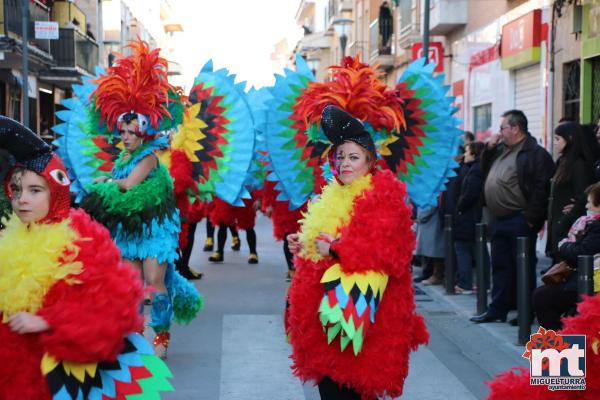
[175,0,302,90]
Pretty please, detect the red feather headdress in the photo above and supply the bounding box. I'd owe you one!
[91,40,174,134]
[294,56,407,133]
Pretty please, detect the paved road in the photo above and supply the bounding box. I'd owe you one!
[159,215,525,400]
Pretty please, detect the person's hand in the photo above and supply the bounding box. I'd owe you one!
[93,175,110,184]
[316,232,335,257]
[9,312,50,334]
[562,199,575,214]
[264,206,273,218]
[287,233,302,255]
[488,134,502,148]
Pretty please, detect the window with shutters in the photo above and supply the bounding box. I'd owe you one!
[563,60,580,122]
[399,0,412,36]
[592,57,600,124]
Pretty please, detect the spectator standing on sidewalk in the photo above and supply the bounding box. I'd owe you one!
[415,200,445,285]
[546,122,596,262]
[453,141,484,294]
[470,110,554,324]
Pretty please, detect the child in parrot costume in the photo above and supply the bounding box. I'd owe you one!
[0,116,173,399]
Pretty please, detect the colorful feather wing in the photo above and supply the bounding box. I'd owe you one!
[319,264,389,356]
[189,60,255,206]
[43,333,173,400]
[390,58,463,208]
[243,87,271,193]
[53,67,120,199]
[264,55,328,210]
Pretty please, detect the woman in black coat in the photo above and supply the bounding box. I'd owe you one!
[453,142,484,293]
[546,122,596,261]
[533,182,600,330]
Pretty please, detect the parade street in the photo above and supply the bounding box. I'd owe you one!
[160,215,529,400]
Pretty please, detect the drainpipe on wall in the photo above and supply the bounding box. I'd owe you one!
[547,3,556,155]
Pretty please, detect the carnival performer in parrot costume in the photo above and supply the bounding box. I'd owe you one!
[267,56,463,398]
[0,116,174,400]
[52,40,202,358]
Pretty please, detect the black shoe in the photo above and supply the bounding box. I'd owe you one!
[413,275,431,283]
[470,312,507,323]
[231,237,241,251]
[248,253,258,264]
[209,252,223,262]
[203,238,214,252]
[180,267,203,280]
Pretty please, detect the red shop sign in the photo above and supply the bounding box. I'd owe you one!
[412,42,444,73]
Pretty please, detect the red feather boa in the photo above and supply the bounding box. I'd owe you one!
[209,196,258,231]
[0,209,144,399]
[288,170,428,398]
[262,180,305,240]
[170,149,194,248]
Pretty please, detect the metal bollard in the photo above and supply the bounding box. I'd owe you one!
[578,255,594,299]
[444,214,456,295]
[517,237,532,346]
[475,223,488,315]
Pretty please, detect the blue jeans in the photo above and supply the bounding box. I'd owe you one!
[488,212,537,318]
[454,240,474,290]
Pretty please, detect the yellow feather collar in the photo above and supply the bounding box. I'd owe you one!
[299,174,373,262]
[0,216,83,322]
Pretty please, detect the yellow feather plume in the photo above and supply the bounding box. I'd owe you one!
[0,216,82,322]
[299,175,372,262]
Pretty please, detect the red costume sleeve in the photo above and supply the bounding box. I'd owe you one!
[170,149,194,196]
[334,170,415,278]
[37,209,144,363]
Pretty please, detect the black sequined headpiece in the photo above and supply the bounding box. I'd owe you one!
[321,105,376,155]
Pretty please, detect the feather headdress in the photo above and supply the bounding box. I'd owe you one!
[295,56,407,133]
[91,40,174,136]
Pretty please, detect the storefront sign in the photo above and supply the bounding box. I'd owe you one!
[500,9,541,70]
[34,21,59,40]
[411,42,444,73]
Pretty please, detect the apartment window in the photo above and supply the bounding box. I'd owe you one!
[399,0,412,35]
[473,103,492,140]
[563,60,580,122]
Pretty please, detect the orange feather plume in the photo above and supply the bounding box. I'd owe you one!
[92,40,174,131]
[295,56,406,132]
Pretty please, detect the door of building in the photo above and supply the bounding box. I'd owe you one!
[592,56,600,124]
[515,64,543,145]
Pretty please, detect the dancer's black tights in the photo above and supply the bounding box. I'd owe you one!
[216,224,240,252]
[177,222,197,270]
[206,219,214,239]
[246,228,257,254]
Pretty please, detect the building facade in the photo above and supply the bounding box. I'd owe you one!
[0,0,99,137]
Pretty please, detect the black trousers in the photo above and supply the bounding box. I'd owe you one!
[318,377,373,400]
[532,283,578,331]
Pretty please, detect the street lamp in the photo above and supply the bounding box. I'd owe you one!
[332,17,353,60]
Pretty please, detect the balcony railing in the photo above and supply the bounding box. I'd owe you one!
[1,0,51,54]
[369,19,394,67]
[429,0,468,35]
[50,28,98,76]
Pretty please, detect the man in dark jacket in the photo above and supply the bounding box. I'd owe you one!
[471,109,554,323]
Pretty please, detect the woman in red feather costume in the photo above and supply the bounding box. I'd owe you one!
[287,106,428,399]
[0,117,171,399]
